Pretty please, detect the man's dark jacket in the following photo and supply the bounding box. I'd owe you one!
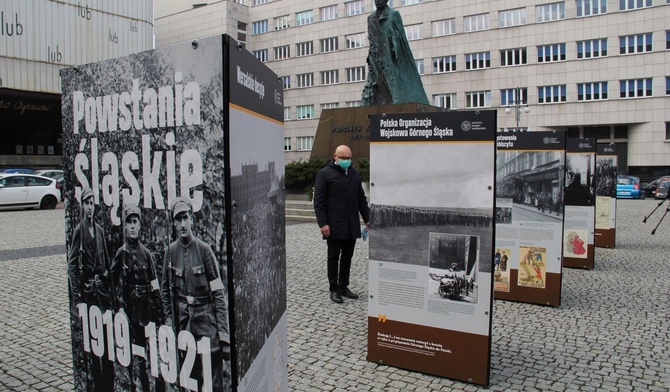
[314,160,370,240]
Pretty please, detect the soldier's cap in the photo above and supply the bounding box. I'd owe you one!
[171,197,192,218]
[123,204,141,221]
[81,187,94,202]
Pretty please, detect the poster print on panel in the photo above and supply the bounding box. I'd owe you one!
[494,131,566,306]
[227,36,288,392]
[61,37,232,390]
[367,111,496,386]
[595,144,617,248]
[563,139,596,269]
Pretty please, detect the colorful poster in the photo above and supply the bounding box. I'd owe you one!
[595,145,617,248]
[563,139,596,269]
[61,35,287,392]
[367,110,496,387]
[494,131,566,306]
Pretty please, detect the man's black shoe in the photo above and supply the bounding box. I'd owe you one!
[330,291,343,303]
[341,288,359,299]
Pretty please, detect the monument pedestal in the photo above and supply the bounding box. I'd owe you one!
[310,103,444,162]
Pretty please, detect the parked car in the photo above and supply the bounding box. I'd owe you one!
[654,180,670,200]
[616,175,644,199]
[0,174,61,210]
[33,169,63,179]
[642,175,670,198]
[0,168,34,174]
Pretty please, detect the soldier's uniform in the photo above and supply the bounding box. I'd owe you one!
[161,198,230,391]
[67,188,114,392]
[110,205,164,392]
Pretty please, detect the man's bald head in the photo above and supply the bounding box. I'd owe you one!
[334,145,352,159]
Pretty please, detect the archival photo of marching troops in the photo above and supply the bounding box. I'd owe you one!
[369,143,494,273]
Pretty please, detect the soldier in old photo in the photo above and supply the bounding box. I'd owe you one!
[67,187,114,392]
[161,197,230,391]
[110,204,164,392]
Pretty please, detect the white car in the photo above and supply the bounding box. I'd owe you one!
[0,174,62,210]
[32,169,64,179]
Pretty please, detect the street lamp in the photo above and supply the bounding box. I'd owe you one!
[504,86,530,131]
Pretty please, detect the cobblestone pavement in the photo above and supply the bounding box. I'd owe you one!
[0,200,668,391]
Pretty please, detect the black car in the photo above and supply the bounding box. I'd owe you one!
[643,176,670,198]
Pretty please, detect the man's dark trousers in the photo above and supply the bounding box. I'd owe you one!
[327,239,356,293]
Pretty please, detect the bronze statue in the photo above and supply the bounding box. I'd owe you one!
[362,0,429,106]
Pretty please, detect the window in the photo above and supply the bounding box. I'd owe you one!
[666,31,670,50]
[253,0,268,5]
[501,48,527,66]
[345,0,365,16]
[465,52,491,70]
[297,73,314,88]
[666,122,670,141]
[296,41,314,57]
[499,8,527,27]
[237,22,247,44]
[619,78,652,98]
[619,33,652,54]
[281,76,291,90]
[500,88,528,106]
[464,13,490,32]
[274,15,290,30]
[321,70,339,85]
[296,105,314,120]
[284,108,291,121]
[345,33,366,49]
[466,91,491,108]
[321,102,340,110]
[578,82,608,101]
[252,49,268,62]
[536,2,565,22]
[577,38,608,58]
[274,45,290,60]
[252,20,269,35]
[346,66,366,82]
[404,24,421,40]
[667,76,670,95]
[415,59,424,75]
[433,55,456,73]
[401,0,423,4]
[537,43,566,63]
[296,10,313,26]
[345,101,362,107]
[320,5,338,21]
[538,85,567,103]
[433,93,456,109]
[619,0,651,11]
[297,136,314,151]
[432,19,456,36]
[284,137,292,151]
[321,37,339,53]
[576,0,607,16]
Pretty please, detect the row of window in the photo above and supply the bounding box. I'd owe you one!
[283,77,667,120]
[279,66,367,89]
[284,136,314,151]
[252,0,656,35]
[253,31,668,67]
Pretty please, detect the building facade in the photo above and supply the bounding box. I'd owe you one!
[0,0,153,168]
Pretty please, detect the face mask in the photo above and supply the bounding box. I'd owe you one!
[337,159,351,169]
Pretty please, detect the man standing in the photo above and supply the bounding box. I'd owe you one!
[111,204,164,392]
[67,187,114,392]
[314,145,370,304]
[161,197,230,391]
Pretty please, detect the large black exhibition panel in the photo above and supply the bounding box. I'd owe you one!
[61,35,286,392]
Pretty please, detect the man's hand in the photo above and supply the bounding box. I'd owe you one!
[320,224,330,238]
